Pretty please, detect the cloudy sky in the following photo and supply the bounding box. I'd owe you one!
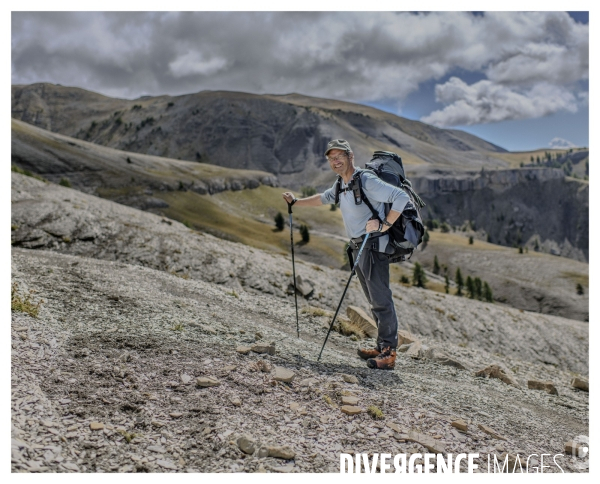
[11,11,589,151]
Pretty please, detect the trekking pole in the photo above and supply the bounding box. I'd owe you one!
[318,232,371,361]
[288,202,300,338]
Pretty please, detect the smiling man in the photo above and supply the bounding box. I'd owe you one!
[282,139,410,370]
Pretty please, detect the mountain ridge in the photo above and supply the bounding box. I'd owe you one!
[12,82,513,190]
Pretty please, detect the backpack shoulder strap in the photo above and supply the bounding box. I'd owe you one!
[354,170,381,221]
[333,176,342,205]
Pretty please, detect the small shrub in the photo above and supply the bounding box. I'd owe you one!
[576,283,584,295]
[444,275,450,294]
[11,282,42,318]
[367,405,384,420]
[400,275,410,284]
[117,430,138,443]
[300,224,310,243]
[226,290,239,298]
[469,236,474,245]
[440,222,450,233]
[274,212,285,231]
[339,319,365,339]
[170,323,184,332]
[167,102,174,108]
[301,306,329,317]
[126,157,132,164]
[412,262,427,288]
[59,178,71,188]
[518,246,523,254]
[433,255,440,275]
[182,220,192,228]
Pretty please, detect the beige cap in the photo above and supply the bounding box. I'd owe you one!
[324,139,352,156]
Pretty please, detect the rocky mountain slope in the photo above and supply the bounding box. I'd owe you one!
[11,118,589,318]
[11,118,278,198]
[11,173,589,373]
[12,83,512,189]
[11,173,589,473]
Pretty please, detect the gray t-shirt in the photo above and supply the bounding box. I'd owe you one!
[320,168,410,252]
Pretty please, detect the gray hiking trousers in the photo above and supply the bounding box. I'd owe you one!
[351,242,399,350]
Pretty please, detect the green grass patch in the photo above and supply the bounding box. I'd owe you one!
[157,190,346,266]
[11,165,46,182]
[11,282,43,318]
[367,405,384,419]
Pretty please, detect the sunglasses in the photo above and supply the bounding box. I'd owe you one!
[326,154,348,163]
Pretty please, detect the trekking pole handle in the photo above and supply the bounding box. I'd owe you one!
[287,197,298,214]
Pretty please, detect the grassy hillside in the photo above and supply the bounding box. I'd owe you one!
[411,230,589,321]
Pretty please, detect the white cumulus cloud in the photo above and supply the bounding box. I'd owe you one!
[11,11,588,122]
[169,52,228,77]
[421,77,579,127]
[549,137,576,149]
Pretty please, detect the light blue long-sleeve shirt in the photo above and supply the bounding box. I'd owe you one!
[320,168,410,252]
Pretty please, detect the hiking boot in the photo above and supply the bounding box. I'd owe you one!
[357,347,380,360]
[366,347,396,370]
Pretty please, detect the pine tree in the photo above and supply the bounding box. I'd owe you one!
[483,282,493,302]
[576,283,584,295]
[474,277,483,300]
[299,224,310,243]
[433,255,440,275]
[466,276,475,299]
[455,268,464,296]
[274,212,285,231]
[412,262,427,288]
[469,236,474,245]
[444,275,450,294]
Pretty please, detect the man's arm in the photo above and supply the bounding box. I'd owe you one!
[282,192,323,207]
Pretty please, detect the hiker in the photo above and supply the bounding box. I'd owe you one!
[282,139,410,370]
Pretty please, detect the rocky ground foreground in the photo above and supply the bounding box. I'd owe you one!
[11,174,589,473]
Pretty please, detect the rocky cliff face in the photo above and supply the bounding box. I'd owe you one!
[414,168,589,262]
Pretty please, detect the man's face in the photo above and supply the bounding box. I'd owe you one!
[327,149,352,176]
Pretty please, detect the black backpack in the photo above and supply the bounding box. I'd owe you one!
[334,151,426,262]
